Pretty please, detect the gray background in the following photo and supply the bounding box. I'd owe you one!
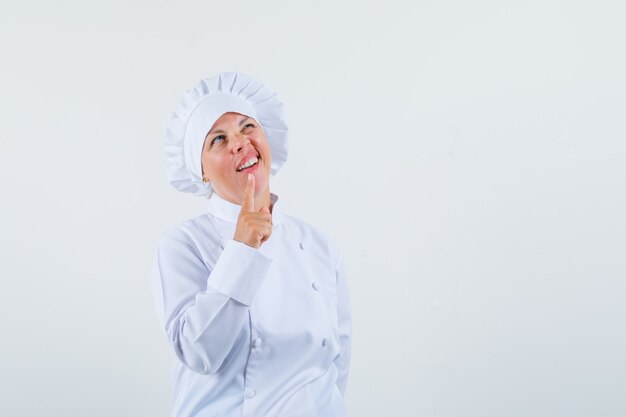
[1,0,625,416]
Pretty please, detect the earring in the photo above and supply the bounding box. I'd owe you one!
[202,177,209,183]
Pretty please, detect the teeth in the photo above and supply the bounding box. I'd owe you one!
[237,156,258,171]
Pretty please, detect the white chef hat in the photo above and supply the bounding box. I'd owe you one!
[165,71,289,198]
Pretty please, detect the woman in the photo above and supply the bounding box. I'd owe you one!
[150,71,352,417]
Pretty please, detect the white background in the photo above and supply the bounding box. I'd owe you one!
[1,1,625,416]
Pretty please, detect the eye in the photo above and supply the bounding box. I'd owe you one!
[211,135,225,145]
[242,123,255,131]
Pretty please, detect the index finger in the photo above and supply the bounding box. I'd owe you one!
[241,174,255,212]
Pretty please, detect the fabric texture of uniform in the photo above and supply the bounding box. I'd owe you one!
[150,191,352,417]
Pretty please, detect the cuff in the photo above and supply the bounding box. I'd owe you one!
[207,239,273,306]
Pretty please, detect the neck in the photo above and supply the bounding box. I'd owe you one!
[217,185,272,213]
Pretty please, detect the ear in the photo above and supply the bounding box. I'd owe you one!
[201,164,209,182]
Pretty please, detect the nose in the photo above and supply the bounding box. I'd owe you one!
[230,133,250,152]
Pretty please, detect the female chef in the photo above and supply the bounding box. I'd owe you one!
[150,71,352,417]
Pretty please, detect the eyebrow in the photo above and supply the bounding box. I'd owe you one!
[207,116,251,136]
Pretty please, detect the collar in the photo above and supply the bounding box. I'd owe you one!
[207,191,284,225]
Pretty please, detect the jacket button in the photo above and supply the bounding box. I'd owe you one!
[245,387,256,399]
[311,281,319,291]
[322,338,327,347]
[252,337,263,349]
[299,242,304,250]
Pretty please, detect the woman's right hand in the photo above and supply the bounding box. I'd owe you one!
[233,174,272,249]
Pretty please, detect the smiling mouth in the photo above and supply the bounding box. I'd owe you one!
[236,156,260,172]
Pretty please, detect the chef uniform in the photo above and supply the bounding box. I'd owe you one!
[150,72,352,417]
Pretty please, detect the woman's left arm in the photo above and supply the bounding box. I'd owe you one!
[333,245,352,397]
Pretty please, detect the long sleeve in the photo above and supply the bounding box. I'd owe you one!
[150,235,273,375]
[333,247,352,396]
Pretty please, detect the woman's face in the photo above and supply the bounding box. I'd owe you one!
[201,112,271,204]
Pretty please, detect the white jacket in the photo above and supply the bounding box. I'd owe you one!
[150,191,352,417]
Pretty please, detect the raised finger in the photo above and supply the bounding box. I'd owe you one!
[241,174,255,213]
